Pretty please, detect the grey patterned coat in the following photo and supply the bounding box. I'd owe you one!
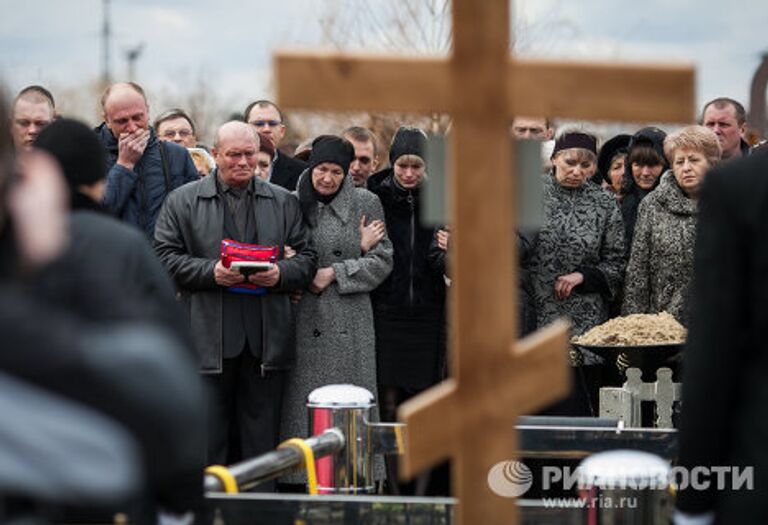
[280,175,393,481]
[622,171,697,324]
[530,175,626,363]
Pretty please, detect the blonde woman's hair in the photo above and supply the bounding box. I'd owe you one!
[663,125,722,167]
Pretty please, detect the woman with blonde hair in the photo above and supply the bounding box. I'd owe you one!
[531,131,626,344]
[529,131,626,415]
[623,125,721,324]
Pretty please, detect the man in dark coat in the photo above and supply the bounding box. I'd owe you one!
[342,126,381,187]
[154,121,317,470]
[10,85,55,152]
[675,148,768,525]
[701,97,751,161]
[0,286,205,522]
[35,117,189,346]
[245,99,306,190]
[0,107,204,521]
[97,82,198,239]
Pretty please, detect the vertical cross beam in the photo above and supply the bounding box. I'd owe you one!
[274,1,695,522]
[447,1,518,522]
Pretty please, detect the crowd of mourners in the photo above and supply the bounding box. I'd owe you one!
[2,81,767,522]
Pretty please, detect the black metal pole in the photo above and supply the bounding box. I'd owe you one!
[205,429,345,493]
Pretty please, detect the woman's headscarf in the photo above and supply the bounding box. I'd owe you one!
[298,135,354,225]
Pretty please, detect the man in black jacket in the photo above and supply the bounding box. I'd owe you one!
[245,99,307,190]
[0,101,204,522]
[154,121,316,469]
[701,97,751,161]
[10,85,55,152]
[35,117,189,347]
[675,148,768,525]
[97,82,198,238]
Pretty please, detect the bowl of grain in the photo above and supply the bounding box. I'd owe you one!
[571,312,686,375]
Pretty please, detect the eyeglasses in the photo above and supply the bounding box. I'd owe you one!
[161,129,193,139]
[249,120,282,128]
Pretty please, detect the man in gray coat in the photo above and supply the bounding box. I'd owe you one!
[154,121,317,470]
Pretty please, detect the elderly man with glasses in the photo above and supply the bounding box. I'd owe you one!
[154,108,198,149]
[244,99,307,191]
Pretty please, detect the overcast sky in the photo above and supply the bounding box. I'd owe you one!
[1,0,766,124]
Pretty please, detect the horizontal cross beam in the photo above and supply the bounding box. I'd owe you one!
[276,52,695,122]
[398,320,571,477]
[276,52,452,113]
[509,59,695,123]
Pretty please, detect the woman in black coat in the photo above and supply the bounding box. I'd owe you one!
[367,127,446,404]
[367,127,447,494]
[620,127,668,249]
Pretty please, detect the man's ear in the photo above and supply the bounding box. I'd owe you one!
[545,128,555,140]
[372,156,379,170]
[274,124,286,144]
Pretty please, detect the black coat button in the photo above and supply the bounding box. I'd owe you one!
[333,249,342,256]
[313,329,321,337]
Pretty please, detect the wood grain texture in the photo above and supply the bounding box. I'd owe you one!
[509,59,696,123]
[276,52,695,123]
[274,0,693,523]
[402,3,532,525]
[398,380,457,478]
[275,51,451,113]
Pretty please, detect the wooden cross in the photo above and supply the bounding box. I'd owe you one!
[274,1,693,523]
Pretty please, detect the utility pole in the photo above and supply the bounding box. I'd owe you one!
[125,43,144,81]
[101,0,112,87]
